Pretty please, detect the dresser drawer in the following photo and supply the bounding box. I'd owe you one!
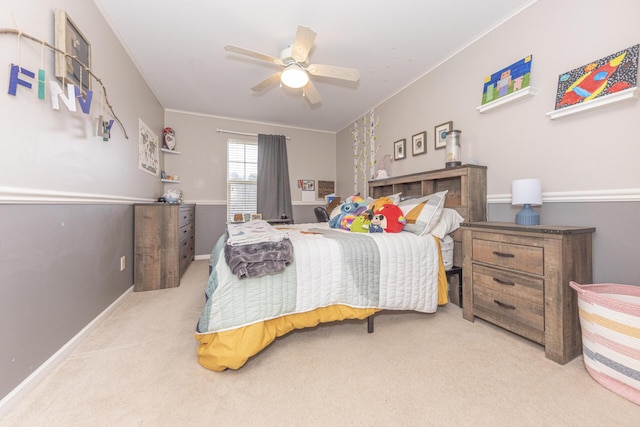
[472,265,545,344]
[472,238,543,275]
[472,264,543,303]
[179,206,195,228]
[179,222,194,243]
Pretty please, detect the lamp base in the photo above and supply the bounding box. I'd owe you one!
[515,204,540,225]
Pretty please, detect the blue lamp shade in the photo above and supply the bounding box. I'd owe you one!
[512,179,542,225]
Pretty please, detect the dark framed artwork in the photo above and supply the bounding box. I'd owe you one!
[54,9,91,94]
[394,139,406,160]
[412,131,426,156]
[434,121,452,150]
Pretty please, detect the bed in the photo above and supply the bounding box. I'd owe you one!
[195,165,487,371]
[196,221,448,371]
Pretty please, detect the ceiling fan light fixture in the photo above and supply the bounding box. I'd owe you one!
[281,64,309,88]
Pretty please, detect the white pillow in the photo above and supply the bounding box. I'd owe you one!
[398,190,448,236]
[365,192,402,206]
[429,208,465,239]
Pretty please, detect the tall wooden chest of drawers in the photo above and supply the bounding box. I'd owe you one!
[134,203,195,291]
[461,222,595,364]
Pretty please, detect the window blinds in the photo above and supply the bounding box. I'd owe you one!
[226,140,257,222]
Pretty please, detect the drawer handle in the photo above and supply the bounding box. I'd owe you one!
[493,277,515,286]
[492,251,515,258]
[494,300,516,310]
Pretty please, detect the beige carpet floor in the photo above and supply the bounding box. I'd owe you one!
[2,259,638,426]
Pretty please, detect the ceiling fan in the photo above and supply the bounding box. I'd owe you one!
[224,25,360,104]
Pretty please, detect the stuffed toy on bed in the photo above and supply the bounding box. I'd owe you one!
[329,195,368,230]
[367,196,394,214]
[349,213,372,232]
[370,204,406,233]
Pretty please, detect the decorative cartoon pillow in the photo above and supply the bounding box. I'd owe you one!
[349,213,371,233]
[367,196,394,214]
[370,204,406,233]
[328,195,368,230]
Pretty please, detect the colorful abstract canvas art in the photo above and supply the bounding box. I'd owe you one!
[481,55,532,105]
[554,45,639,110]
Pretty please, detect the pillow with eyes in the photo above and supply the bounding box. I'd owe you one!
[370,204,406,233]
[349,213,372,233]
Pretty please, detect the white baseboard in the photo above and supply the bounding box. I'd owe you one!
[0,286,133,418]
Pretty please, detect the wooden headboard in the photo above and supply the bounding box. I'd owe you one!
[368,164,487,266]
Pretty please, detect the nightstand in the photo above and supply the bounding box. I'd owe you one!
[446,266,463,307]
[461,221,595,364]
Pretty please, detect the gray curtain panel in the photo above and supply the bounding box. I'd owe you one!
[257,134,293,221]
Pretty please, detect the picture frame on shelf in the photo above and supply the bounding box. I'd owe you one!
[412,131,426,156]
[54,9,91,95]
[434,121,452,150]
[302,180,315,191]
[393,139,406,160]
[163,127,176,150]
[250,213,262,221]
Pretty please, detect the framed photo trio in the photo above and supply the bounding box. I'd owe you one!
[434,121,452,150]
[412,131,426,156]
[394,139,406,160]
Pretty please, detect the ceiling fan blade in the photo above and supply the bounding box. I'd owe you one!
[303,80,322,104]
[224,45,283,66]
[307,64,360,82]
[251,72,281,92]
[291,26,316,63]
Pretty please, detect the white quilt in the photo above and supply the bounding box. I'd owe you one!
[197,223,441,335]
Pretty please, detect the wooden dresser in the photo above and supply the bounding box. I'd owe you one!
[461,222,595,364]
[134,203,195,291]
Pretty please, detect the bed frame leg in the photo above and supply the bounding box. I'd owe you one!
[367,315,374,333]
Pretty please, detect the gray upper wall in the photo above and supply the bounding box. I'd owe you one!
[335,0,640,285]
[336,0,640,199]
[1,0,164,201]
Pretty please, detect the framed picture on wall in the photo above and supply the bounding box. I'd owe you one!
[302,180,315,191]
[54,9,91,94]
[412,131,426,156]
[394,139,406,160]
[434,121,452,150]
[138,118,159,176]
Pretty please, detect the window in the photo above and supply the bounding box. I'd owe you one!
[227,139,257,222]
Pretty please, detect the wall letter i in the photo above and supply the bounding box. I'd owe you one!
[38,69,45,100]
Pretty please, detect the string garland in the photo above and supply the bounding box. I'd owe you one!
[1,27,128,139]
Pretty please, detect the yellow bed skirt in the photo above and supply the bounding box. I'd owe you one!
[195,252,448,372]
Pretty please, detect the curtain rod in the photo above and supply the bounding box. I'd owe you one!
[216,128,290,140]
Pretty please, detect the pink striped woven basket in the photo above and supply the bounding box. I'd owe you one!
[570,281,640,406]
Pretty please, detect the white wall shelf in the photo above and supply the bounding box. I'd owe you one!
[476,86,538,113]
[161,148,181,155]
[161,179,181,184]
[545,87,638,120]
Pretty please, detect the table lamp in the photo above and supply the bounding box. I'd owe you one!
[512,178,542,225]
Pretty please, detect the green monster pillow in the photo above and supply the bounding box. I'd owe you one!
[349,214,371,233]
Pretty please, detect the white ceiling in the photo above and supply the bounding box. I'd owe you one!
[95,0,535,132]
